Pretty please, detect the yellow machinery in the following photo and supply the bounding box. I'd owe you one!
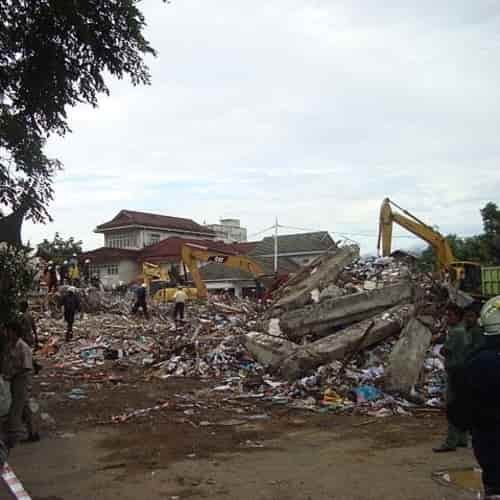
[377,198,482,294]
[181,243,265,299]
[142,261,169,284]
[140,261,197,302]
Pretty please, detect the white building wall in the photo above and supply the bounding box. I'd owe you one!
[119,260,140,284]
[104,228,215,249]
[205,280,256,298]
[205,221,247,243]
[94,259,140,288]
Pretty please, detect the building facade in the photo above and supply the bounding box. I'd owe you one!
[83,211,336,295]
[205,218,247,243]
[96,209,215,250]
[84,209,216,286]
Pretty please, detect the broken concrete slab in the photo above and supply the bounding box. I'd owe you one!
[385,318,432,394]
[280,305,414,380]
[274,245,360,311]
[244,331,296,370]
[280,282,414,340]
[319,284,344,302]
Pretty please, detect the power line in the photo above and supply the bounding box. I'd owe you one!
[249,221,478,242]
[277,224,418,240]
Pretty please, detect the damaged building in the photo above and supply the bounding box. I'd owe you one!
[83,209,335,296]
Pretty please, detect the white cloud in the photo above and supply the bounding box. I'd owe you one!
[21,0,500,253]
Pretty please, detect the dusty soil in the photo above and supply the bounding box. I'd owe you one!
[7,365,479,500]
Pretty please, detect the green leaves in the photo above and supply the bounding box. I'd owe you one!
[419,202,500,270]
[36,232,83,263]
[0,245,35,325]
[0,0,156,222]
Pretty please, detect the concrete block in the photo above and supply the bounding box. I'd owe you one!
[280,305,413,380]
[385,318,432,394]
[280,282,413,340]
[244,330,296,370]
[274,245,360,311]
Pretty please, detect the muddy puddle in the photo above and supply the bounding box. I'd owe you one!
[433,467,482,497]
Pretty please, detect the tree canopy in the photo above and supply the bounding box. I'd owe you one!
[36,232,83,264]
[0,0,156,222]
[419,202,500,270]
[0,246,35,324]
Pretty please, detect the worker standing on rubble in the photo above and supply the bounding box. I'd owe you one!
[83,258,91,285]
[1,320,35,448]
[132,283,149,319]
[47,261,58,293]
[463,302,485,354]
[19,301,37,349]
[173,286,187,322]
[433,304,469,452]
[60,260,69,285]
[61,287,80,341]
[448,296,500,499]
[68,261,80,287]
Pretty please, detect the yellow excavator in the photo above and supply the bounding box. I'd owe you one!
[181,242,265,299]
[140,261,198,302]
[378,198,482,295]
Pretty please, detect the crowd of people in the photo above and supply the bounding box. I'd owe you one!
[39,254,95,292]
[0,300,40,466]
[3,253,500,498]
[432,296,500,499]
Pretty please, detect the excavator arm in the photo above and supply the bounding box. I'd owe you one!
[141,262,170,287]
[378,198,455,272]
[181,243,265,299]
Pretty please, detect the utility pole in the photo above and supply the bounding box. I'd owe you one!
[274,216,278,274]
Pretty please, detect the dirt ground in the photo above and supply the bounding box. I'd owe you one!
[6,368,480,500]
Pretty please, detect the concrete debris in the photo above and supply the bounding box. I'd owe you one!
[280,305,414,380]
[385,318,432,395]
[30,250,459,425]
[244,331,295,370]
[273,245,360,311]
[279,282,414,340]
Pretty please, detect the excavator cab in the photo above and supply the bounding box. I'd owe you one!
[450,261,482,296]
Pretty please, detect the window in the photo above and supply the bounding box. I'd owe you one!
[149,233,161,245]
[105,264,119,275]
[90,264,119,276]
[106,232,138,249]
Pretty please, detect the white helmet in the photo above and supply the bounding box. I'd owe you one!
[480,296,500,336]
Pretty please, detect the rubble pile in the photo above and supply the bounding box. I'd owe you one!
[35,298,262,379]
[33,248,453,420]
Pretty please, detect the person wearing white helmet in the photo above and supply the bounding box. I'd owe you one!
[60,259,69,285]
[448,296,500,499]
[83,258,91,285]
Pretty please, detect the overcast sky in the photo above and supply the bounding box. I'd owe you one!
[22,0,500,253]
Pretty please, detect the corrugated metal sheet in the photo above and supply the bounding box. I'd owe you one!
[482,267,500,297]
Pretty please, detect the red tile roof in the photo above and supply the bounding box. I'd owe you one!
[80,247,139,264]
[95,209,215,235]
[140,237,239,263]
[231,241,258,254]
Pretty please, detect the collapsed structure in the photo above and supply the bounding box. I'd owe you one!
[33,243,453,423]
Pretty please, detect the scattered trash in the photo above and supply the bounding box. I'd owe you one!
[352,385,382,403]
[432,468,482,496]
[68,388,87,400]
[31,250,454,421]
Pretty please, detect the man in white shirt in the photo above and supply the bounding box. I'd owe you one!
[173,286,188,322]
